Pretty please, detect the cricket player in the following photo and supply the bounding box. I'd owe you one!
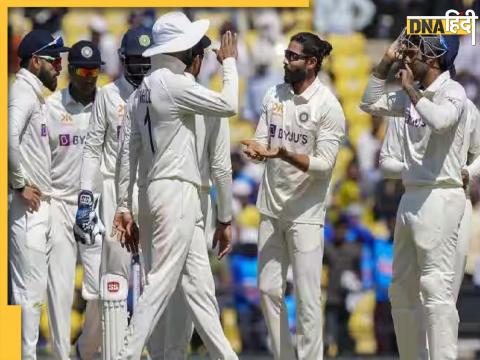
[114,11,238,359]
[46,40,105,360]
[8,30,69,360]
[75,27,152,360]
[360,31,468,360]
[242,32,345,360]
[379,97,480,359]
[147,35,234,359]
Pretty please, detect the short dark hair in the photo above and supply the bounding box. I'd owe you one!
[20,56,31,69]
[290,32,332,74]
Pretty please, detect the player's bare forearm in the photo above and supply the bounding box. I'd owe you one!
[373,56,394,80]
[279,149,309,172]
[404,85,423,105]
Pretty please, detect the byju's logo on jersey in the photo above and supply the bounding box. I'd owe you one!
[59,134,86,146]
[41,124,47,137]
[59,134,70,146]
[405,107,426,128]
[269,124,308,145]
[269,124,277,138]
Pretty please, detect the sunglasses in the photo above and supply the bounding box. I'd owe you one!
[32,36,64,55]
[284,49,309,62]
[36,55,62,68]
[73,67,100,78]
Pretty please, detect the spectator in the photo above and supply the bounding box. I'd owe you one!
[313,0,376,35]
[89,15,120,79]
[242,41,283,123]
[324,215,362,356]
[24,8,67,36]
[363,217,396,355]
[373,178,403,221]
[357,115,384,195]
[199,20,250,86]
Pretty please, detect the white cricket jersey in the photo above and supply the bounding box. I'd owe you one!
[381,100,480,186]
[80,76,134,191]
[116,55,238,212]
[362,71,468,187]
[47,87,97,203]
[8,68,51,194]
[255,78,345,225]
[186,73,233,223]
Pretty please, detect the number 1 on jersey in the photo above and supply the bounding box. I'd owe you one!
[144,107,155,154]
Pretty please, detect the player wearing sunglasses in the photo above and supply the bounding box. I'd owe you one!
[242,32,345,360]
[8,29,69,359]
[46,40,105,360]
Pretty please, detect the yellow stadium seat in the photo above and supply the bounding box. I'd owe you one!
[236,204,261,228]
[75,265,84,290]
[230,120,255,145]
[335,76,368,102]
[222,308,242,353]
[244,30,258,52]
[327,32,366,57]
[331,146,354,184]
[348,290,377,355]
[331,55,372,78]
[40,304,50,341]
[343,100,372,127]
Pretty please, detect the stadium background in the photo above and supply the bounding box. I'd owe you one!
[7,2,480,358]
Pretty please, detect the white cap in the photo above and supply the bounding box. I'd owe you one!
[143,11,209,57]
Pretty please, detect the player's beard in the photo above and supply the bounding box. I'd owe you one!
[38,65,57,92]
[284,67,307,84]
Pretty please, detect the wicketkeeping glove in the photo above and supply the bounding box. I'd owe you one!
[73,190,105,245]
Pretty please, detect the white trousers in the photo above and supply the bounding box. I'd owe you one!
[8,191,51,360]
[389,187,465,360]
[453,198,472,299]
[257,215,324,360]
[117,179,237,360]
[418,197,473,360]
[47,198,102,360]
[150,191,216,360]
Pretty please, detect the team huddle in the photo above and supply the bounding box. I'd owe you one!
[7,9,479,360]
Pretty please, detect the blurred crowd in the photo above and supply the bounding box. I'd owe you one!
[8,2,480,357]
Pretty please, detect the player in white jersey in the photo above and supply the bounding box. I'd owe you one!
[46,41,105,360]
[360,31,468,360]
[114,12,239,359]
[242,32,345,360]
[380,98,480,359]
[145,35,234,360]
[76,27,153,360]
[8,30,69,360]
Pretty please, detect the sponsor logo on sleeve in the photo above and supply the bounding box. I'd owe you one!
[41,124,47,137]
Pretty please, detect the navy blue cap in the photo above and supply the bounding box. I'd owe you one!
[68,40,105,68]
[17,30,70,59]
[119,26,153,57]
[440,35,460,70]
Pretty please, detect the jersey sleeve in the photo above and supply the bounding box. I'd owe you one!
[80,89,107,191]
[8,84,34,189]
[208,117,232,223]
[308,98,346,177]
